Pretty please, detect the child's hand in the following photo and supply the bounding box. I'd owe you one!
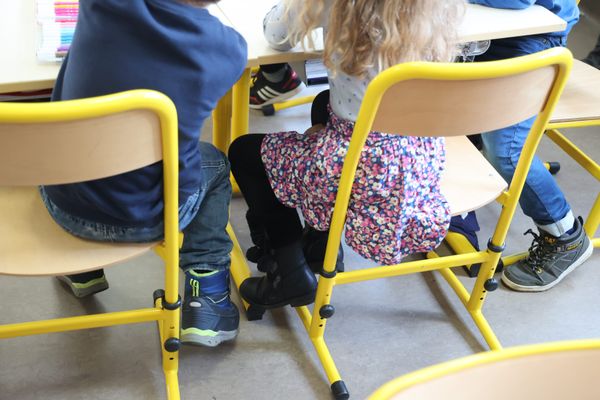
[303,124,325,136]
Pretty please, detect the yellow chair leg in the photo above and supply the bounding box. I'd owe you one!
[227,223,252,310]
[584,192,600,244]
[231,68,251,141]
[155,296,181,400]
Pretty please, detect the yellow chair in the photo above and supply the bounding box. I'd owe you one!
[228,47,572,399]
[369,339,600,400]
[0,90,182,399]
[545,0,600,244]
[450,0,600,272]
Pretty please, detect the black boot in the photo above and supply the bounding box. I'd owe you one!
[246,220,344,274]
[240,241,317,309]
[245,210,267,263]
[302,226,344,273]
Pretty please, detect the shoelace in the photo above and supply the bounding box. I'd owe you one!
[524,229,555,273]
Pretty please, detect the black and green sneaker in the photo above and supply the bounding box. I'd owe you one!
[502,217,593,292]
[57,269,109,298]
[181,270,239,347]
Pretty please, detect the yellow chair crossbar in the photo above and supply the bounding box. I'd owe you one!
[228,47,573,399]
[0,90,182,399]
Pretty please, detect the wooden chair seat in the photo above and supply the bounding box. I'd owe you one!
[0,186,156,276]
[442,136,507,215]
[370,340,600,400]
[550,59,600,124]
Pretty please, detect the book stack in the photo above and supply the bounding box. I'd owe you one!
[37,0,79,62]
[305,59,328,86]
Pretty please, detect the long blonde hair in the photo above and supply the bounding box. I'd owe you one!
[286,0,466,78]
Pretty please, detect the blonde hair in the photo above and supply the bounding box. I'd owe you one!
[286,0,466,78]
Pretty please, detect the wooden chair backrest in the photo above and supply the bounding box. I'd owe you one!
[372,66,557,136]
[0,90,173,186]
[387,347,600,400]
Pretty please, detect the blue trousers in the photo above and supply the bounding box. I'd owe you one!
[41,142,233,272]
[474,34,574,236]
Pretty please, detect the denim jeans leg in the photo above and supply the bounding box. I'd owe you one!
[179,142,233,273]
[476,34,573,230]
[481,117,571,227]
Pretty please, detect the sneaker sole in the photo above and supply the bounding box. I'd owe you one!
[180,329,238,347]
[243,290,316,310]
[249,83,305,109]
[56,276,109,298]
[501,239,593,292]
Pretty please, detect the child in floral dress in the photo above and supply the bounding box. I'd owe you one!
[229,0,466,311]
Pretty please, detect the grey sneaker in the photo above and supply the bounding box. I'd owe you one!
[502,217,593,292]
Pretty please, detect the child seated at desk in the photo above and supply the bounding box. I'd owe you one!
[41,0,247,347]
[467,0,592,292]
[229,0,465,311]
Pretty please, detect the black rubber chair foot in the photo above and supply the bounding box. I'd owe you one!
[153,289,165,304]
[261,104,275,116]
[331,380,349,400]
[246,304,266,321]
[547,161,561,175]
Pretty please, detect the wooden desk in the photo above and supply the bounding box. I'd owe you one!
[217,1,567,67]
[0,2,231,93]
[0,1,59,92]
[212,0,567,149]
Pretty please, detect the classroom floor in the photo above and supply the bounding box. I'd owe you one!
[2,9,600,400]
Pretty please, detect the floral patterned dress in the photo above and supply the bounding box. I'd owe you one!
[261,108,451,265]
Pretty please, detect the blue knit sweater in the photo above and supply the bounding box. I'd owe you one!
[45,0,247,227]
[469,0,579,37]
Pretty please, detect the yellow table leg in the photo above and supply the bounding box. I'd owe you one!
[212,88,232,153]
[231,68,251,140]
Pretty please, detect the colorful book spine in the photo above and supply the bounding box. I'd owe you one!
[37,0,79,62]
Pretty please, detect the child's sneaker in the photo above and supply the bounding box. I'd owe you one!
[181,269,239,347]
[249,65,304,109]
[57,269,109,298]
[502,217,593,292]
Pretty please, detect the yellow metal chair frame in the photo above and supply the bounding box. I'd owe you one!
[369,339,600,400]
[228,48,572,399]
[0,90,182,399]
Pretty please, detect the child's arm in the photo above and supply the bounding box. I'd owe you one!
[468,0,536,10]
[263,0,328,51]
[263,2,293,51]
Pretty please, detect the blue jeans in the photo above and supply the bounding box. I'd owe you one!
[41,142,233,272]
[474,35,574,236]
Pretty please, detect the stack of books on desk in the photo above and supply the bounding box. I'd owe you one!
[37,0,79,62]
[305,59,328,86]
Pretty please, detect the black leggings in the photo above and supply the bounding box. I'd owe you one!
[228,90,331,249]
[229,134,303,249]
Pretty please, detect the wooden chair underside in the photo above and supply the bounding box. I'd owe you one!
[0,186,157,276]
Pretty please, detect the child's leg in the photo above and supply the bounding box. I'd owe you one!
[228,134,317,309]
[311,89,330,126]
[583,33,600,69]
[250,63,304,109]
[475,36,592,291]
[229,134,304,247]
[179,142,238,347]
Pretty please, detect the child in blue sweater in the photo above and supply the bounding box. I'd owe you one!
[468,0,592,291]
[43,0,247,347]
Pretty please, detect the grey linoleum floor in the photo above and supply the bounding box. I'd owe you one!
[2,9,600,400]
